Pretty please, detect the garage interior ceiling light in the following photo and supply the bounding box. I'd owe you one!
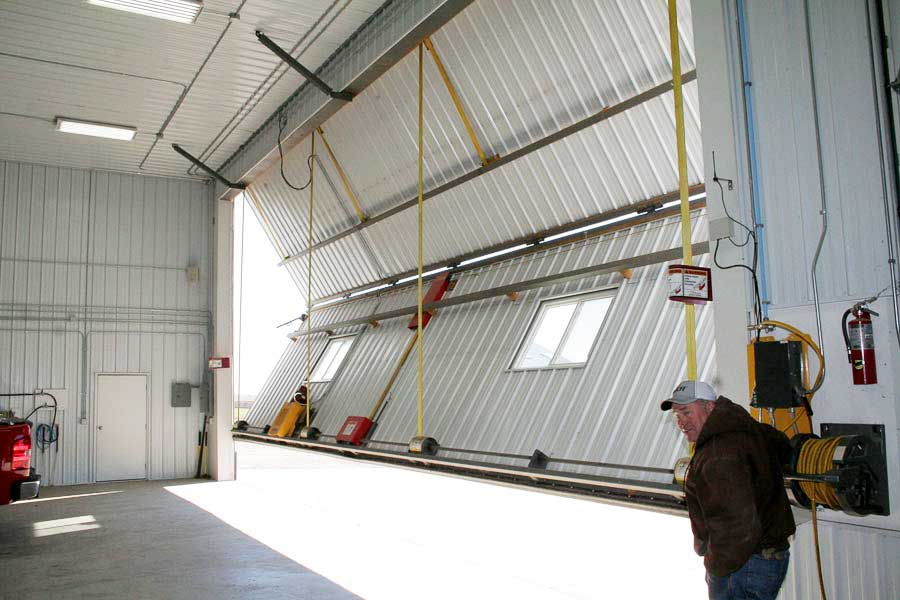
[87,0,203,24]
[56,117,137,141]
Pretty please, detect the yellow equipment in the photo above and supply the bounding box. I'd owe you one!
[269,400,307,438]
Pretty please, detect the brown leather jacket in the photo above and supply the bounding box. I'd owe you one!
[684,398,796,576]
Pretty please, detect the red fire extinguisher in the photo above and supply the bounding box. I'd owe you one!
[842,302,879,385]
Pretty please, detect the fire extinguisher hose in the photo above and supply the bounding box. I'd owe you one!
[840,308,853,363]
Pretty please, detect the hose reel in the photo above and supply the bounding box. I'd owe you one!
[784,424,889,516]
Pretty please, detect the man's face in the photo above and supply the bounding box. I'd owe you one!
[671,400,714,443]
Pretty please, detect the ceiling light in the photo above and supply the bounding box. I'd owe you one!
[56,117,137,141]
[87,0,204,24]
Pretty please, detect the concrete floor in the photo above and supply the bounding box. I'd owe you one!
[0,478,359,600]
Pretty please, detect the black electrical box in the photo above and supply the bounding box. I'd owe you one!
[752,341,805,409]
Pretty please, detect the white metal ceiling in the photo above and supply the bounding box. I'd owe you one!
[0,0,384,178]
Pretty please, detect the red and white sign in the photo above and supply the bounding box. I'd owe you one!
[667,264,712,304]
[207,356,231,369]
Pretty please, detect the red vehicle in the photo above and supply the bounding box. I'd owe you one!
[1,416,41,504]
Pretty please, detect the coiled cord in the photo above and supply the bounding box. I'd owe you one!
[797,435,845,600]
[798,436,843,509]
[35,422,59,451]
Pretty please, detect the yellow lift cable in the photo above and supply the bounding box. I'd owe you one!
[416,42,425,438]
[424,36,496,167]
[316,126,368,223]
[306,132,316,428]
[668,0,698,381]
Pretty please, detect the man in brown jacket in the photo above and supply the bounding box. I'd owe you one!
[661,380,795,600]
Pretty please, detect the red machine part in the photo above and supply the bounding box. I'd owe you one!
[845,307,877,385]
[336,416,374,446]
[408,272,452,330]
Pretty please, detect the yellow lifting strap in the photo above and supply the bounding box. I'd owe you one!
[417,43,425,438]
[306,131,316,428]
[316,126,368,223]
[424,36,496,167]
[668,0,698,381]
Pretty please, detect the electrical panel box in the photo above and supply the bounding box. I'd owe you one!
[752,341,804,409]
[171,382,192,408]
[336,416,374,446]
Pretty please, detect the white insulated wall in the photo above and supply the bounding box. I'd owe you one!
[734,0,900,596]
[248,213,714,484]
[0,160,213,484]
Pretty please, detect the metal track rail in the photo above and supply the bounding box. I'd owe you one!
[233,432,687,512]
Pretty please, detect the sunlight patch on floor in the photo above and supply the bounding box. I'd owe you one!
[166,442,706,600]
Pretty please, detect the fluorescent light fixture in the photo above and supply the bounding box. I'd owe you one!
[56,117,137,141]
[87,0,203,24]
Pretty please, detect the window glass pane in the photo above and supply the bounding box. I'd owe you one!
[322,338,352,380]
[311,337,354,382]
[518,303,577,368]
[555,297,613,364]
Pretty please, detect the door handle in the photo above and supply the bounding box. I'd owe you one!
[97,425,103,430]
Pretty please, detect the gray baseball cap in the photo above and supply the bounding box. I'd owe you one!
[660,380,717,411]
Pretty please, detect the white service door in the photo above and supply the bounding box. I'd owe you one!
[97,375,147,481]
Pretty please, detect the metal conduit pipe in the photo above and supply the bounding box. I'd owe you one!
[140,0,249,172]
[0,327,86,422]
[865,0,900,349]
[187,0,350,176]
[803,0,828,394]
[735,0,771,320]
[0,256,192,272]
[0,316,208,327]
[0,324,208,421]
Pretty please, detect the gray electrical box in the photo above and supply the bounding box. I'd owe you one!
[171,382,191,408]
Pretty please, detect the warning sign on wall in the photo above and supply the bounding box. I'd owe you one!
[667,264,712,304]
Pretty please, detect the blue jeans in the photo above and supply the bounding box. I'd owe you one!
[706,551,790,600]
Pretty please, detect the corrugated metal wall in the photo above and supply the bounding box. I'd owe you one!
[248,0,703,301]
[247,212,714,483]
[740,1,900,596]
[746,0,895,308]
[0,160,213,484]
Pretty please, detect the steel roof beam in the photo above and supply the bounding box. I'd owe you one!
[255,31,354,102]
[215,0,476,200]
[309,187,706,305]
[289,241,710,338]
[172,144,246,189]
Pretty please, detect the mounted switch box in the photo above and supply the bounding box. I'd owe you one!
[171,382,191,408]
[336,416,373,445]
[752,341,805,409]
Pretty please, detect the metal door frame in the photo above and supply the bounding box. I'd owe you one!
[93,372,150,482]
